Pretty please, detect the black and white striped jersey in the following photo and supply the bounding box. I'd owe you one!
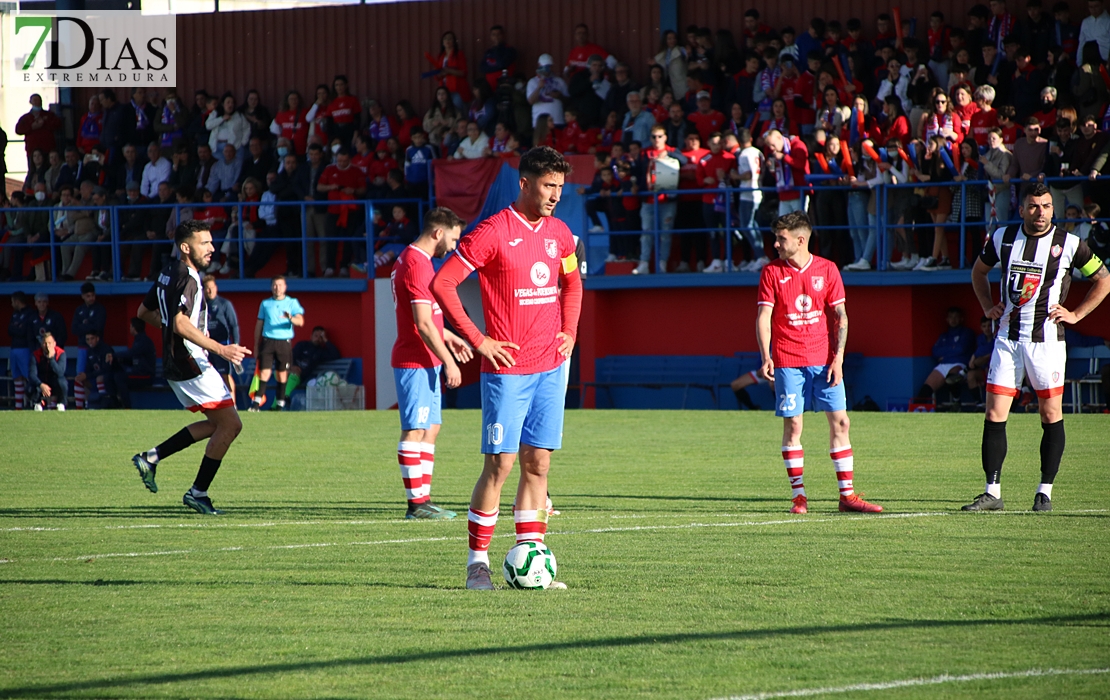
[142,260,211,381]
[979,224,1105,343]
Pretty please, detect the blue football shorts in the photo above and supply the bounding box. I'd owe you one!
[394,366,442,431]
[774,365,846,417]
[480,364,568,454]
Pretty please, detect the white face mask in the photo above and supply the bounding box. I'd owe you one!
[331,144,341,154]
[34,191,46,201]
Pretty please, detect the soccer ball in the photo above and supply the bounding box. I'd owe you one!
[315,371,341,387]
[502,541,557,590]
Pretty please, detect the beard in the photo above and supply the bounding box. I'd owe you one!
[188,249,211,269]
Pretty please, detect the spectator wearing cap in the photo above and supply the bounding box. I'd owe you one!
[140,142,171,200]
[1078,0,1110,60]
[527,54,570,127]
[481,25,518,91]
[688,91,726,142]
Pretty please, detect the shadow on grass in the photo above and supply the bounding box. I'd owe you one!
[0,579,456,591]
[0,503,406,520]
[3,612,1107,697]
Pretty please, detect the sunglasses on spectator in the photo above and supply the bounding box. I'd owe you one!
[934,99,947,104]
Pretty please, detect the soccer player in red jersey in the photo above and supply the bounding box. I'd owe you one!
[391,208,473,520]
[756,211,882,515]
[431,147,583,590]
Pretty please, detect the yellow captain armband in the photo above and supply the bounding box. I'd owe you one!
[1080,254,1104,278]
[561,253,579,274]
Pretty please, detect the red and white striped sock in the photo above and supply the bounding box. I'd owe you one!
[782,445,805,497]
[467,508,498,566]
[398,441,426,505]
[74,382,85,409]
[96,378,107,397]
[14,379,25,410]
[419,442,435,501]
[513,509,548,544]
[831,444,854,497]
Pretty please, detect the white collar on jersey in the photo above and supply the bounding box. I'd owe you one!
[509,204,544,233]
[407,243,432,260]
[785,255,813,274]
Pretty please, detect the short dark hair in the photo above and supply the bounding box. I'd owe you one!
[947,306,964,315]
[85,329,101,338]
[271,274,286,284]
[736,127,752,144]
[744,8,760,19]
[312,325,326,333]
[518,146,573,180]
[11,291,27,304]
[130,317,145,333]
[1021,182,1051,203]
[174,218,210,246]
[80,282,96,295]
[422,207,467,234]
[490,24,504,32]
[202,274,217,285]
[772,210,812,234]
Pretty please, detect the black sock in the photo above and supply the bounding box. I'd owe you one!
[193,455,222,493]
[982,419,1007,485]
[155,427,198,462]
[276,381,287,402]
[918,384,934,399]
[733,387,756,410]
[1039,420,1065,485]
[253,379,267,404]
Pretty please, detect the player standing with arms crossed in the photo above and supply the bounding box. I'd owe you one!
[432,147,583,590]
[963,183,1110,512]
[132,220,251,515]
[756,211,883,515]
[391,207,473,520]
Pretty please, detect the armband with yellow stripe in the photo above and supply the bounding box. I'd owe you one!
[561,253,579,275]
[1079,254,1104,279]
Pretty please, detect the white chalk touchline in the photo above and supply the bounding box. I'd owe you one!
[709,667,1110,700]
[7,512,947,564]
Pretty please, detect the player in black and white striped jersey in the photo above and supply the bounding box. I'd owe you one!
[132,220,252,516]
[964,183,1110,513]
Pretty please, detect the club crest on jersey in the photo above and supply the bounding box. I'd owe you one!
[1052,371,1060,383]
[1050,244,1062,258]
[530,261,551,287]
[812,276,825,291]
[544,239,559,259]
[1007,261,1043,307]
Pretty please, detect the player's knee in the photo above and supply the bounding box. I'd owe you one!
[834,414,850,433]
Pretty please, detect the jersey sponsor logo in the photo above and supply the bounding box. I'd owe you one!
[779,276,791,284]
[530,261,551,287]
[812,275,825,291]
[786,293,822,326]
[544,239,559,258]
[1007,261,1043,307]
[794,294,813,313]
[508,238,524,247]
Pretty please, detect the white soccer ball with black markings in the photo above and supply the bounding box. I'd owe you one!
[502,541,557,590]
[316,371,340,387]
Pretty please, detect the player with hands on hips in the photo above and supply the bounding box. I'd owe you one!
[756,211,882,515]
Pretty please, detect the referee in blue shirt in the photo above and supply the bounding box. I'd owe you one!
[250,275,305,411]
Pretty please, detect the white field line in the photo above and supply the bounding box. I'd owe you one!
[3,512,946,564]
[710,667,1110,700]
[5,507,1103,535]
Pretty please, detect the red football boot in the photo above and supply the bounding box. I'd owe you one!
[790,495,808,514]
[839,494,883,513]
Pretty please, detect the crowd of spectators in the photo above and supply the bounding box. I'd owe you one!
[3,3,1110,280]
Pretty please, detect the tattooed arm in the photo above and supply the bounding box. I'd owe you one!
[828,303,848,387]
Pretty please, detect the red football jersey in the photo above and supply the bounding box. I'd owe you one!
[688,110,726,142]
[325,95,361,125]
[757,255,846,368]
[318,163,366,215]
[391,245,443,369]
[454,205,577,375]
[969,110,1000,145]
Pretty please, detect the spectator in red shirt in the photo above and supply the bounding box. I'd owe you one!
[969,85,1001,147]
[882,95,912,146]
[394,101,422,148]
[566,23,615,77]
[270,90,310,156]
[742,9,774,47]
[15,94,62,171]
[317,146,366,277]
[689,91,726,141]
[698,132,737,272]
[431,31,471,111]
[765,129,810,215]
[324,75,361,150]
[1031,86,1058,130]
[997,105,1020,146]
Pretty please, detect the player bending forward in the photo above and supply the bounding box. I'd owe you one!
[756,211,882,514]
[432,147,582,590]
[133,220,251,515]
[964,183,1110,512]
[391,207,473,519]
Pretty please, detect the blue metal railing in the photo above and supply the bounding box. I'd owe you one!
[0,198,430,282]
[582,175,1108,274]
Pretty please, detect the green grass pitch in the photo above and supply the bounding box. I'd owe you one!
[1,410,1108,699]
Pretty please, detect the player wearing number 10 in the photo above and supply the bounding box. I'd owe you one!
[432,147,583,590]
[756,211,882,515]
[390,207,473,520]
